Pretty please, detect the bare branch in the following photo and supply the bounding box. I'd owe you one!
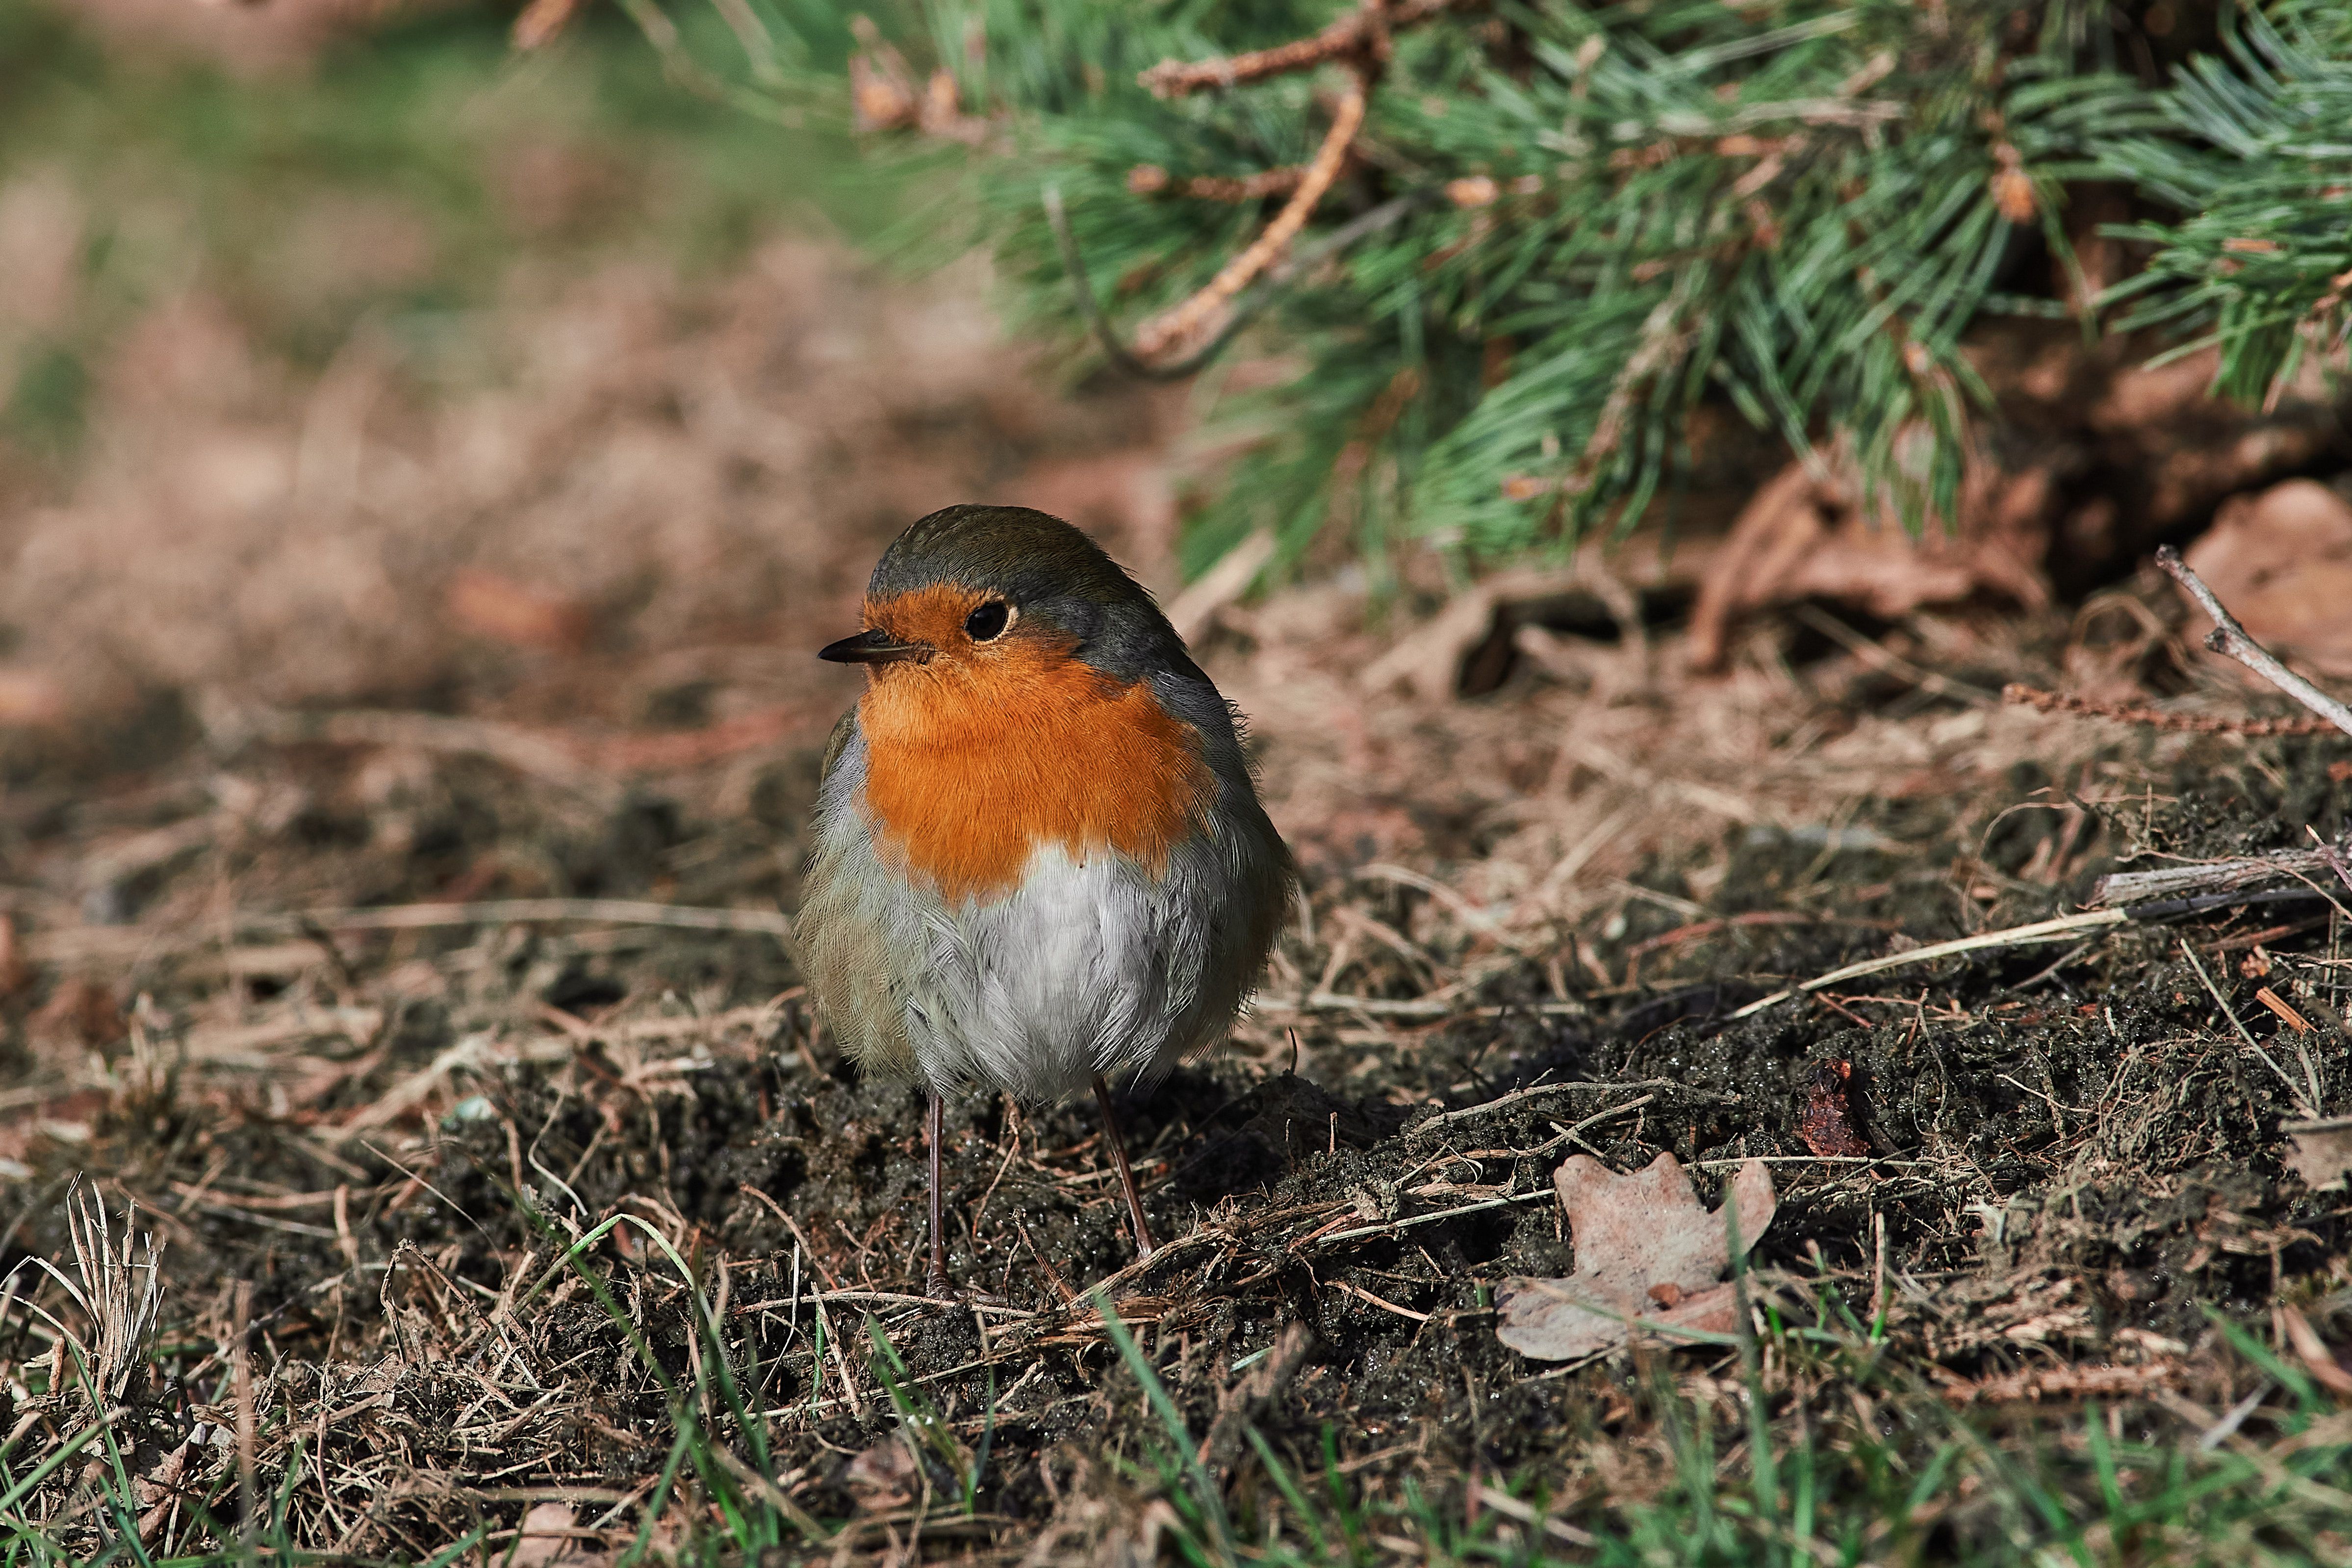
[1043,184,1428,381]
[1728,908,2130,1019]
[2091,846,2348,909]
[2156,544,2352,739]
[1138,0,1466,99]
[1128,164,1307,202]
[1131,71,1369,361]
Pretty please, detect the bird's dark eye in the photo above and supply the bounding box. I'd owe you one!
[964,601,1012,642]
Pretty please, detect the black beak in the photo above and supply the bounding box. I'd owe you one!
[818,629,930,666]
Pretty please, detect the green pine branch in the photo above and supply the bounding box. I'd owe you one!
[2092,1,2352,407]
[624,0,2351,577]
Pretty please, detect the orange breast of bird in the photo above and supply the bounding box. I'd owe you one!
[856,637,1213,905]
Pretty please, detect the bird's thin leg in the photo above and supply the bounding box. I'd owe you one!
[926,1089,951,1297]
[1092,1075,1158,1259]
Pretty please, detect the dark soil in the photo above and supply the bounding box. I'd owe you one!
[6,695,2348,1558]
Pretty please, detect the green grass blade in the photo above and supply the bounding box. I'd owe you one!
[1093,1291,1235,1567]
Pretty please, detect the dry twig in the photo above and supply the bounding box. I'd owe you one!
[1406,1079,1734,1142]
[1473,1486,1600,1548]
[2180,938,2320,1120]
[1046,186,1427,380]
[1127,165,1308,202]
[2156,544,2352,739]
[1943,1361,2185,1404]
[1138,0,1466,98]
[2003,683,2338,736]
[308,898,792,940]
[1130,71,1369,361]
[2091,846,2352,910]
[1729,908,2130,1019]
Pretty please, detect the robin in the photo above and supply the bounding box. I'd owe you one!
[797,504,1294,1295]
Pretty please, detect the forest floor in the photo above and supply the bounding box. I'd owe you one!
[6,4,2352,1565]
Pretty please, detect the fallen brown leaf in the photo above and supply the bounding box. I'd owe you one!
[2283,1117,2352,1192]
[509,1501,583,1568]
[1688,455,2052,671]
[1496,1152,1776,1362]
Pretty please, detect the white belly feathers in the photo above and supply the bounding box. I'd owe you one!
[902,842,1206,1102]
[800,725,1268,1105]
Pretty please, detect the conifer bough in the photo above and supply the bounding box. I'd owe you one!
[632,0,2352,576]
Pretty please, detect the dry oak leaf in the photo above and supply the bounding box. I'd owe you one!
[1687,456,2053,671]
[1496,1151,1776,1362]
[509,1502,586,1568]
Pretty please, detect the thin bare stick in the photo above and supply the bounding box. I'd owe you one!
[1473,1486,1600,1548]
[1329,1278,1430,1323]
[1131,72,1367,360]
[734,1290,1028,1320]
[1555,1095,1655,1149]
[1128,164,1307,202]
[2156,545,2352,739]
[2003,683,2337,736]
[2314,826,2352,903]
[26,897,793,971]
[2180,938,2318,1119]
[818,1292,862,1418]
[1310,1187,1553,1248]
[233,1281,256,1554]
[1046,185,1427,380]
[1407,1079,1735,1141]
[1947,1361,2185,1405]
[1260,992,1591,1019]
[1071,1225,1230,1304]
[1016,1222,1077,1307]
[1729,908,2129,1019]
[2092,847,2349,909]
[1794,607,1999,703]
[1139,0,1463,98]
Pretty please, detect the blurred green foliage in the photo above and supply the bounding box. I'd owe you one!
[0,0,899,456]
